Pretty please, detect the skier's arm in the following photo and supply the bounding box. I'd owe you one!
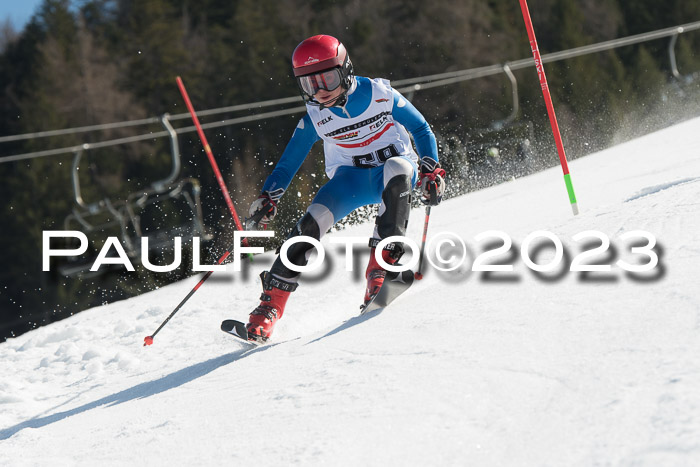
[391,89,439,163]
[261,114,320,196]
[391,89,445,206]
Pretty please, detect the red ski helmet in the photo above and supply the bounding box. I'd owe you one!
[292,35,354,105]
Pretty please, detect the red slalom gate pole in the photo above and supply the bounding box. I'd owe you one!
[519,0,579,216]
[176,76,254,239]
[144,77,261,347]
[144,250,231,346]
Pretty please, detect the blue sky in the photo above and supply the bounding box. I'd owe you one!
[1,0,46,30]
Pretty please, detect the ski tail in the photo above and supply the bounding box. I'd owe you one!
[360,269,415,314]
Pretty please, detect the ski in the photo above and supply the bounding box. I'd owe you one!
[222,269,414,344]
[220,319,264,345]
[360,269,415,315]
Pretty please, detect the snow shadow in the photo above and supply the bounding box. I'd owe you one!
[306,308,381,345]
[625,177,700,202]
[0,349,251,440]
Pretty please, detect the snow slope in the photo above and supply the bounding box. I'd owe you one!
[1,117,700,466]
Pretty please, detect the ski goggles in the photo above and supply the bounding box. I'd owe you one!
[297,68,342,96]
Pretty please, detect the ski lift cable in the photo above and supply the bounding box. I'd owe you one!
[392,21,700,90]
[1,20,699,163]
[0,107,306,164]
[0,96,304,143]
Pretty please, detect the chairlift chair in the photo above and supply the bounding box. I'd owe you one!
[58,115,211,278]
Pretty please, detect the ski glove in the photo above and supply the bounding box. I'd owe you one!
[248,191,279,229]
[417,157,446,206]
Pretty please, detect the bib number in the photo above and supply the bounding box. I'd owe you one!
[352,145,400,168]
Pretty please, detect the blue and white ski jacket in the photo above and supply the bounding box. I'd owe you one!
[262,76,439,195]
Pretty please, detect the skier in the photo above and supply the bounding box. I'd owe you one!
[245,34,446,342]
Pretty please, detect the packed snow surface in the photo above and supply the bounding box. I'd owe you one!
[2,117,700,466]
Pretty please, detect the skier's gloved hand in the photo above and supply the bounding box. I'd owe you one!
[417,157,446,206]
[248,192,278,229]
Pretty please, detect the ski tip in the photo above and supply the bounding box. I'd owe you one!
[221,319,257,343]
[221,319,240,333]
[143,336,154,346]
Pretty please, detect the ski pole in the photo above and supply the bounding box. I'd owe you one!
[415,183,437,280]
[518,0,579,215]
[144,250,231,346]
[414,205,432,280]
[176,77,255,257]
[142,207,269,346]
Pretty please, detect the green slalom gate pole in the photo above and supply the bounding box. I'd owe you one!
[519,0,579,215]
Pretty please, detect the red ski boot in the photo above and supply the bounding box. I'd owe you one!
[364,244,403,305]
[246,271,298,342]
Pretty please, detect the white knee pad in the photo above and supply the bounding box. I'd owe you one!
[383,157,414,186]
